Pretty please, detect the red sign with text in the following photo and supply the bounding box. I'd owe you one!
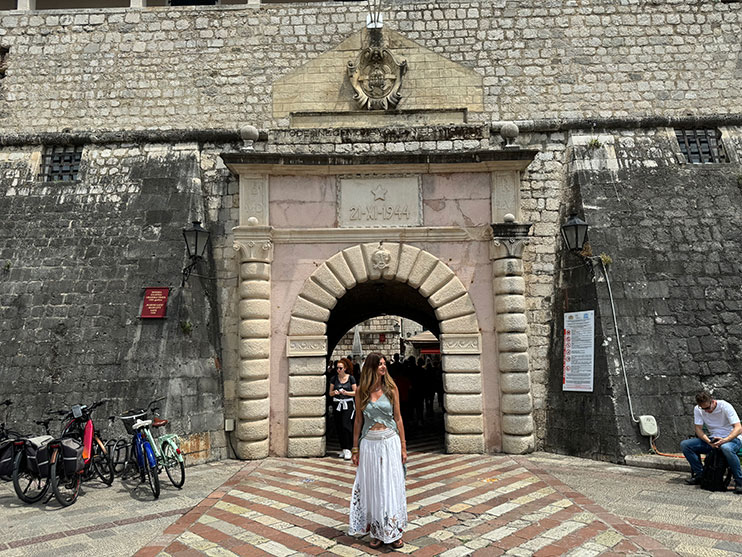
[141,287,169,319]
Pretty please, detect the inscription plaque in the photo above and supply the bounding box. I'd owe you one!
[339,176,421,228]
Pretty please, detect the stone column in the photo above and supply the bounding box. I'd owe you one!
[233,233,272,459]
[15,0,36,10]
[491,217,535,454]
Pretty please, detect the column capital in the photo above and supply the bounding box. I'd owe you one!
[234,229,273,263]
[490,220,531,261]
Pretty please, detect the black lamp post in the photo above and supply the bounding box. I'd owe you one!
[561,214,589,252]
[181,220,210,286]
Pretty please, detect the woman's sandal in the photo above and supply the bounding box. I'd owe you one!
[391,539,404,549]
[369,539,382,549]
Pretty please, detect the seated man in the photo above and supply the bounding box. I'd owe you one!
[680,391,742,493]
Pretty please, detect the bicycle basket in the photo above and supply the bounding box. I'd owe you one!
[120,409,147,435]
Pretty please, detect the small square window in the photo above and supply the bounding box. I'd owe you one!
[41,145,84,182]
[674,129,728,164]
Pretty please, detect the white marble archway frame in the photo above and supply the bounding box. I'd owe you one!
[285,242,485,457]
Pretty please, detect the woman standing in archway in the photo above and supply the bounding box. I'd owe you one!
[329,358,357,460]
[349,353,408,549]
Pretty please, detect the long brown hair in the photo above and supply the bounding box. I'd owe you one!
[358,353,397,411]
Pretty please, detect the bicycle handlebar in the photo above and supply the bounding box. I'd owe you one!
[146,397,166,410]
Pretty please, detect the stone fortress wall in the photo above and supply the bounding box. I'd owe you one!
[0,0,741,460]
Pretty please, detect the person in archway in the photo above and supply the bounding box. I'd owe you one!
[349,353,408,549]
[329,358,357,460]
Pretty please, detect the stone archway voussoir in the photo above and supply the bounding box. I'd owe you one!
[342,244,369,284]
[326,252,357,290]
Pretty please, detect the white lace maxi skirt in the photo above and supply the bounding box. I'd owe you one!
[348,428,408,544]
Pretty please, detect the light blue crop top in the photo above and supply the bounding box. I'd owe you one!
[360,393,398,441]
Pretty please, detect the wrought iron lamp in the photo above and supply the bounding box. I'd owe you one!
[560,214,589,252]
[181,220,210,286]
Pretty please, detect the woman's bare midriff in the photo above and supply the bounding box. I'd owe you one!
[370,423,388,431]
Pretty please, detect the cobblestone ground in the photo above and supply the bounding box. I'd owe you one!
[2,451,741,557]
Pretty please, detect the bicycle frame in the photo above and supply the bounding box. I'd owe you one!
[132,430,157,472]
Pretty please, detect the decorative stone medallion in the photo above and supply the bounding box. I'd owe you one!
[347,42,407,110]
[372,242,391,270]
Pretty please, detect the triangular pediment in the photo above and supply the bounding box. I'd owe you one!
[272,28,484,126]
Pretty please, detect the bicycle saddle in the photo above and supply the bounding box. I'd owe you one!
[152,417,169,427]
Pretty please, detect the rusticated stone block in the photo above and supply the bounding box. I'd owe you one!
[492,258,524,277]
[499,352,529,373]
[343,244,369,284]
[445,433,485,454]
[444,393,483,414]
[235,418,269,442]
[240,262,270,281]
[239,359,270,380]
[239,318,270,338]
[292,296,331,322]
[239,299,270,320]
[502,434,535,455]
[497,333,529,352]
[435,294,475,321]
[500,372,531,394]
[288,417,326,437]
[287,436,326,458]
[419,262,455,297]
[442,355,481,373]
[236,439,269,460]
[396,244,422,283]
[444,414,484,434]
[239,280,270,300]
[428,276,467,308]
[493,276,526,295]
[442,373,482,394]
[288,375,326,396]
[407,250,438,288]
[312,264,346,298]
[495,313,528,333]
[288,396,326,417]
[440,314,480,334]
[237,398,269,420]
[288,316,326,337]
[501,393,533,414]
[502,414,534,435]
[288,356,326,376]
[494,294,526,314]
[326,251,357,289]
[238,378,269,399]
[299,278,338,310]
[239,338,270,360]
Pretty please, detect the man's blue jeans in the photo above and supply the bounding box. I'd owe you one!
[681,436,742,485]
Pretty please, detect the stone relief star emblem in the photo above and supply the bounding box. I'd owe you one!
[371,185,387,201]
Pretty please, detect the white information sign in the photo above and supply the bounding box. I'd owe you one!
[563,310,594,392]
[339,176,421,228]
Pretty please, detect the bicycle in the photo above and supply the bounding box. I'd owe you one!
[140,397,186,489]
[10,418,55,504]
[50,401,114,506]
[0,399,22,481]
[119,409,160,499]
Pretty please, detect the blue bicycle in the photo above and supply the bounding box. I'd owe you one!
[119,410,160,499]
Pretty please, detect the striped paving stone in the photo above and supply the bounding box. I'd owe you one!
[136,452,675,557]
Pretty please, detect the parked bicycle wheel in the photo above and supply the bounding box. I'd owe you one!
[92,438,114,485]
[12,451,49,504]
[142,449,160,499]
[161,443,185,488]
[50,447,81,507]
[107,438,130,476]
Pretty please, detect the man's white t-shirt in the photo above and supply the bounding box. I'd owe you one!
[694,399,742,440]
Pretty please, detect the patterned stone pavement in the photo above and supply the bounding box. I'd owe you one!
[131,449,742,557]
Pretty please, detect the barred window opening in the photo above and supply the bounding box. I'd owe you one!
[675,129,728,164]
[41,145,84,182]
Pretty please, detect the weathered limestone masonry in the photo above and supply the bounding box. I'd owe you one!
[1,1,742,462]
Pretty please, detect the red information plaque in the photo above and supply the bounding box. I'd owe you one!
[141,287,170,319]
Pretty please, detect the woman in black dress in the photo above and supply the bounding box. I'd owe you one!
[329,357,357,459]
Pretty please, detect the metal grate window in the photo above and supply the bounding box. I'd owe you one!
[675,129,728,164]
[41,145,84,182]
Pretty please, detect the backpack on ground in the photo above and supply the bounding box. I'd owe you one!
[701,448,732,492]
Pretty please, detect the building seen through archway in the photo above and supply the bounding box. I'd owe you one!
[326,314,444,455]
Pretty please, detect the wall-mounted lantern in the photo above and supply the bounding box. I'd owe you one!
[561,214,589,252]
[181,220,210,286]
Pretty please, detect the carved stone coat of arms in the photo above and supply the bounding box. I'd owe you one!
[348,43,407,110]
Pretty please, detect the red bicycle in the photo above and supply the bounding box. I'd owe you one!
[49,401,114,506]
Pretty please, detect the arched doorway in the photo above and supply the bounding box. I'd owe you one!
[286,243,485,456]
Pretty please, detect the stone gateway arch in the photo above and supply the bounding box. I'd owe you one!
[224,149,538,460]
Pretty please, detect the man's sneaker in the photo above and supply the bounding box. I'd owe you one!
[685,476,702,485]
[734,484,742,494]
